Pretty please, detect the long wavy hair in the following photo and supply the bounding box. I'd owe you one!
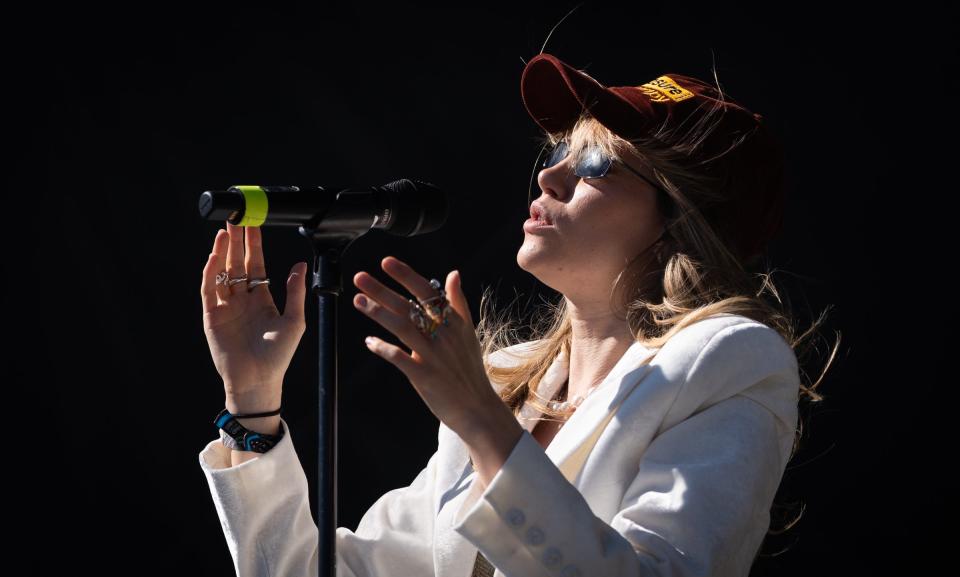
[473,106,839,556]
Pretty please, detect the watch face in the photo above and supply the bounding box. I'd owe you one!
[247,438,275,453]
[217,416,284,453]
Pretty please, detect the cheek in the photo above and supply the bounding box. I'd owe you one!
[571,197,657,249]
[575,195,646,230]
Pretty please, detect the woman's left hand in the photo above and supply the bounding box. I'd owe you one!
[352,256,509,438]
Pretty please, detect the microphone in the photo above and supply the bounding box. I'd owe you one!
[198,179,448,237]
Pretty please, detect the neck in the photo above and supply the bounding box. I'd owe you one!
[566,324,635,403]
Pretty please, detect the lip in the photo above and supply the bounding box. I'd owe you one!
[523,217,554,233]
[530,203,553,225]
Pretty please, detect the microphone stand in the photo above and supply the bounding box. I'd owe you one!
[297,227,361,577]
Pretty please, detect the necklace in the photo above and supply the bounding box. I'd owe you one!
[527,377,603,420]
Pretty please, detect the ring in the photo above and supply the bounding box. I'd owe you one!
[217,270,271,293]
[246,279,271,292]
[409,278,452,339]
[216,271,248,287]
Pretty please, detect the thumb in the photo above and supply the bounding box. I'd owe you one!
[445,269,473,327]
[283,262,308,322]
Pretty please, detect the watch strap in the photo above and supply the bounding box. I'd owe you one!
[214,408,285,453]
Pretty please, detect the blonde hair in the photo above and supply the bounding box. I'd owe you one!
[473,109,839,556]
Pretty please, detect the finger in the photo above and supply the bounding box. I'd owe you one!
[352,270,412,317]
[353,290,433,354]
[445,269,473,327]
[282,261,309,322]
[225,221,246,292]
[208,228,231,304]
[201,251,218,312]
[380,256,440,305]
[364,335,417,378]
[243,225,271,303]
[244,225,266,278]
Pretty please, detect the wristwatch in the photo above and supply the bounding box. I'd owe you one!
[215,408,285,453]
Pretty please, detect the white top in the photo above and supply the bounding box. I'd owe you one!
[198,313,800,577]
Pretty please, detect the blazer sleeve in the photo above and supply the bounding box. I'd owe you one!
[451,321,801,577]
[199,416,440,577]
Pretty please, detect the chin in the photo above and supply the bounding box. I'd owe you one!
[516,246,551,273]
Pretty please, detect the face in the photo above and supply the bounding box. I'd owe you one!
[518,141,666,300]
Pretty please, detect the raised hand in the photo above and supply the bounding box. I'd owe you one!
[352,257,515,440]
[201,221,309,415]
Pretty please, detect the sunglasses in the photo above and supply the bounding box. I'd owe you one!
[541,140,665,194]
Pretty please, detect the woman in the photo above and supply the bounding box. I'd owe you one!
[198,53,831,577]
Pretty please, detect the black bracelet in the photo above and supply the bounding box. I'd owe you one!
[231,406,282,418]
[215,407,285,453]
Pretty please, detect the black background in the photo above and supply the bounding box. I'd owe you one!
[11,3,954,575]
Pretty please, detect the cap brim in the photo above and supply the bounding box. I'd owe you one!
[520,53,653,138]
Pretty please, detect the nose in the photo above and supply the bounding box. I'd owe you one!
[536,153,576,201]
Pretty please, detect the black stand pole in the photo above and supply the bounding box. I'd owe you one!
[298,231,362,577]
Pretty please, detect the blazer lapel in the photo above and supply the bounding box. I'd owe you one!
[533,341,658,483]
[433,340,660,577]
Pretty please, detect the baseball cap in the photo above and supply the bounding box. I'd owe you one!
[520,53,786,264]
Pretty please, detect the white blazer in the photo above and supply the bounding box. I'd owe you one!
[199,313,800,577]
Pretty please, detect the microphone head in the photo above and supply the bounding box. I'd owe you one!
[377,179,449,236]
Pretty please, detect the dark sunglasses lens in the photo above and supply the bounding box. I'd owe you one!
[543,140,568,169]
[575,147,611,178]
[542,142,611,178]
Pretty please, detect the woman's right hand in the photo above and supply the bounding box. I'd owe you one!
[201,221,309,413]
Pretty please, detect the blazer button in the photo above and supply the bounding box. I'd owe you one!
[559,564,582,577]
[505,507,525,527]
[525,525,545,545]
[542,546,562,566]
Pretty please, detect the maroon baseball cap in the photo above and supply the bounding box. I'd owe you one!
[520,53,786,264]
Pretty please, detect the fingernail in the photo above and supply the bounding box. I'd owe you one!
[357,294,367,307]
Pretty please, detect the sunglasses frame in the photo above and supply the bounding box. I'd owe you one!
[541,140,666,195]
